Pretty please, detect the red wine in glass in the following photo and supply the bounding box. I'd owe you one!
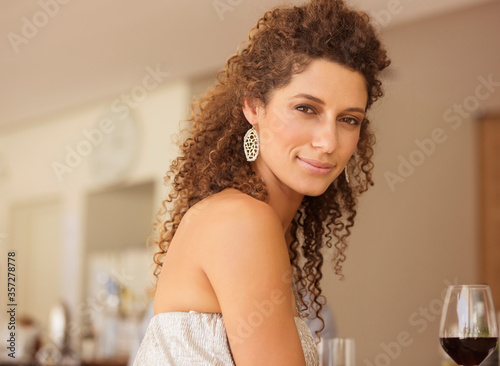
[440,337,498,365]
[439,285,498,366]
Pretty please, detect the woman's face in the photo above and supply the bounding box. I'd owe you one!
[243,58,368,198]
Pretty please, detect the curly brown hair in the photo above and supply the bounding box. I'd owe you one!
[153,0,390,336]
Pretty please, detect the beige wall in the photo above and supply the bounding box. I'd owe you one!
[0,1,499,364]
[323,2,500,365]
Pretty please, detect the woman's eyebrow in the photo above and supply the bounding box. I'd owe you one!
[293,93,366,113]
[293,93,325,105]
[344,107,366,114]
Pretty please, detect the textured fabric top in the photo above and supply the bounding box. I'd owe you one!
[133,310,319,365]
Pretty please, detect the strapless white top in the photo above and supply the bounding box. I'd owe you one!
[133,267,319,365]
[133,310,318,365]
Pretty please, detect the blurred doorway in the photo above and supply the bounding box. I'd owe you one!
[83,180,155,360]
[478,113,500,308]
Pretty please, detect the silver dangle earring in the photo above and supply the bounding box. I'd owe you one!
[244,127,259,162]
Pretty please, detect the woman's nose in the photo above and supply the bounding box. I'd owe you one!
[311,122,338,154]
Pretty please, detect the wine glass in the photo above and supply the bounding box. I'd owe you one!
[439,285,499,366]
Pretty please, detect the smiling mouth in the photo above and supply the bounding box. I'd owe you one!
[297,157,335,174]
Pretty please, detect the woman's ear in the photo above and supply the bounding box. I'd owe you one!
[242,97,263,127]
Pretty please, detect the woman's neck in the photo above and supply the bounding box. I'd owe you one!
[254,166,304,232]
[268,188,303,233]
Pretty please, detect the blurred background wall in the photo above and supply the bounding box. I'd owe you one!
[0,0,499,364]
[324,2,500,365]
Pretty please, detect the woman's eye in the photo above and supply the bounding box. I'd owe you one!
[340,117,361,126]
[295,105,315,114]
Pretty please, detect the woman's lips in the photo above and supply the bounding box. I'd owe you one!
[297,157,335,175]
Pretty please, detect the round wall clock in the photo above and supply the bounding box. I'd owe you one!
[89,110,140,183]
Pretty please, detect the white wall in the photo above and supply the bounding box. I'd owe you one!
[324,2,500,365]
[0,80,191,330]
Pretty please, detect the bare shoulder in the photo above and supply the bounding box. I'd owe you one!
[186,189,304,365]
[177,188,288,279]
[183,188,282,241]
[188,188,277,220]
[155,189,285,315]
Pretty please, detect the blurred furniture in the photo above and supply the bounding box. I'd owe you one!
[35,301,80,365]
[81,356,128,366]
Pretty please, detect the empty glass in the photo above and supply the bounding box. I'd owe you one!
[318,337,355,366]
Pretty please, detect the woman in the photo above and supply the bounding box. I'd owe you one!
[134,0,390,364]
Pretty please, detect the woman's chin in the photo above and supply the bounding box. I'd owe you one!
[297,184,333,198]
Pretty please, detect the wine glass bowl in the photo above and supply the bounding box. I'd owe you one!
[439,285,499,366]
